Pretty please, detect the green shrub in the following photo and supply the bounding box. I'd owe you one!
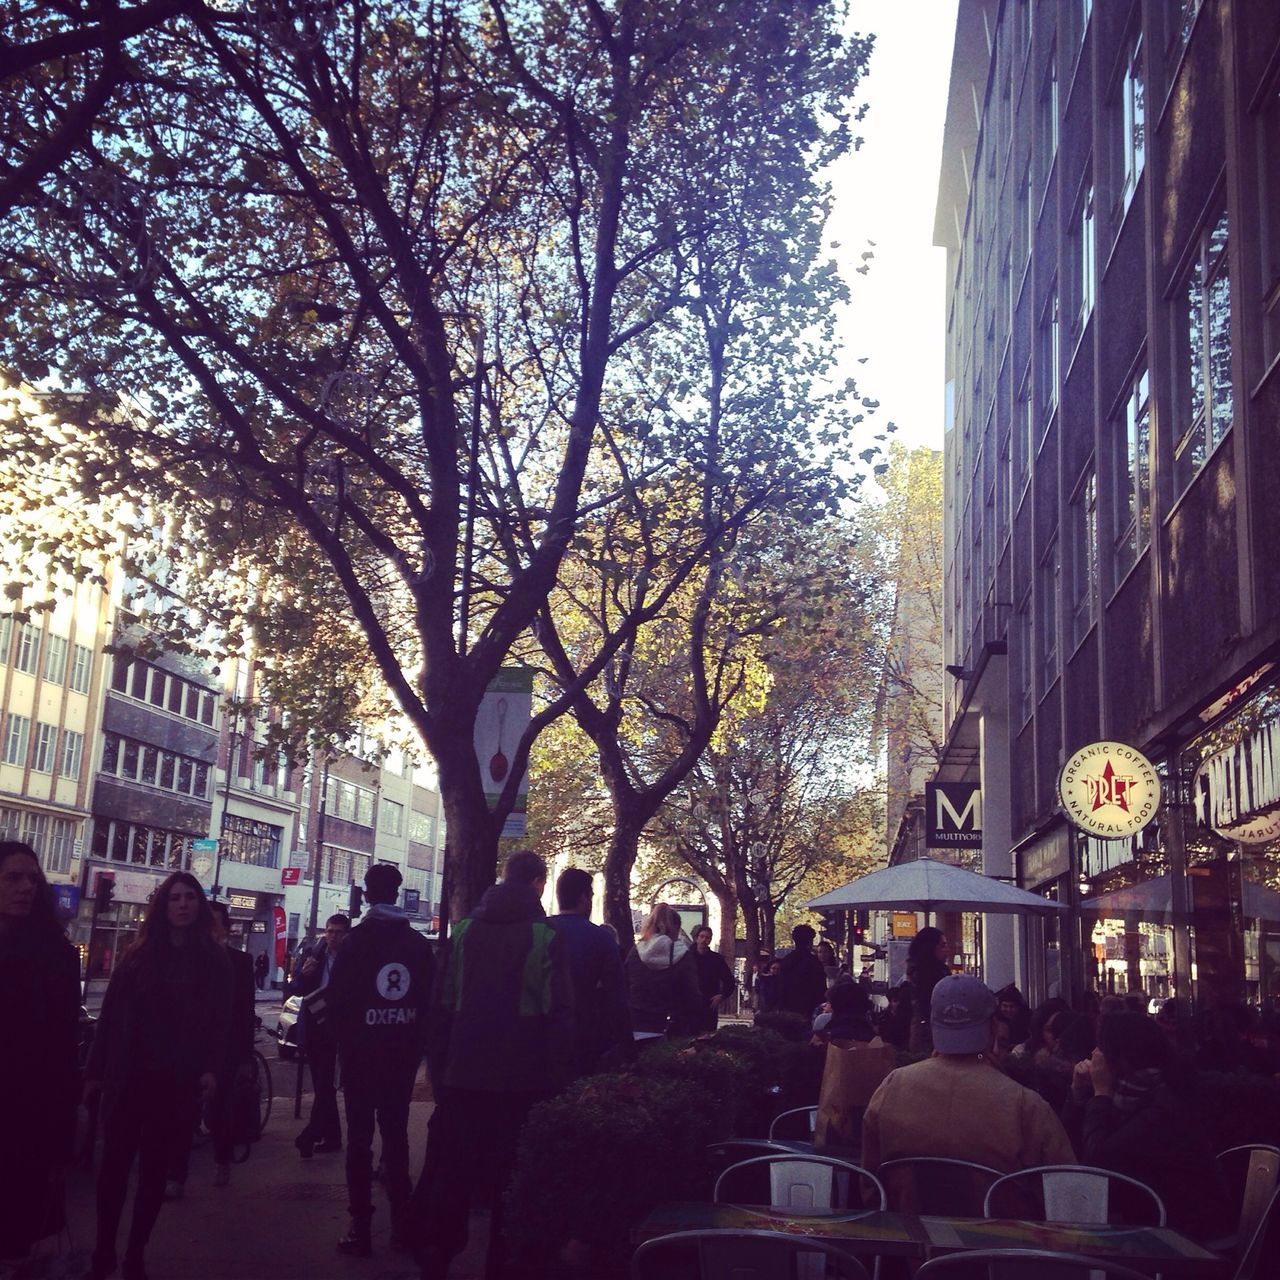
[752,1009,811,1041]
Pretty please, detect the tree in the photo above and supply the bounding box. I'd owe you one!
[0,0,871,916]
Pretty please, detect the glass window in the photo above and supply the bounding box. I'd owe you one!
[1039,537,1060,694]
[409,809,436,846]
[177,758,194,793]
[148,670,167,708]
[193,762,209,798]
[101,732,120,774]
[141,745,159,785]
[122,739,139,779]
[1039,50,1059,189]
[129,825,150,865]
[1016,598,1033,726]
[185,684,200,719]
[3,714,30,766]
[159,752,176,789]
[223,814,282,868]
[1114,366,1151,579]
[1074,181,1095,333]
[379,799,404,837]
[111,655,130,693]
[199,692,215,726]
[43,635,68,684]
[356,789,375,827]
[15,623,40,675]
[1118,35,1145,218]
[1039,282,1059,422]
[22,812,47,859]
[168,676,185,713]
[62,729,84,779]
[1174,212,1232,492]
[0,614,11,665]
[45,818,75,874]
[71,644,93,694]
[130,661,149,700]
[1169,0,1202,54]
[31,722,57,773]
[1070,469,1099,646]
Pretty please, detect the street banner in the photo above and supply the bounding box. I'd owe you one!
[474,667,533,838]
[273,905,288,968]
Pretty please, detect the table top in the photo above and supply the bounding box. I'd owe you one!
[635,1203,1226,1274]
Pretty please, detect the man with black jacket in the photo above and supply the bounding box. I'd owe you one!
[325,863,433,1258]
[289,913,349,1158]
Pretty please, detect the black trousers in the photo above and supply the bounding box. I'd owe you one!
[95,1072,199,1263]
[411,1086,543,1280]
[342,1057,420,1224]
[299,1037,341,1146]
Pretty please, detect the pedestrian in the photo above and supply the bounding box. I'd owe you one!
[777,923,827,1019]
[0,842,81,1265]
[289,913,350,1158]
[207,902,257,1189]
[904,926,950,1052]
[624,902,703,1042]
[548,867,632,1075]
[325,863,434,1258]
[755,955,782,1013]
[84,872,230,1280]
[253,949,268,991]
[811,980,876,1045]
[690,924,735,1033]
[412,849,574,1280]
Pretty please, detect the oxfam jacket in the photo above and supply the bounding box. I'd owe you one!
[428,881,575,1094]
[326,904,434,1073]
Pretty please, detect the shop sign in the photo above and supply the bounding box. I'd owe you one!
[1199,663,1275,724]
[94,867,162,904]
[890,911,918,938]
[1058,741,1161,838]
[1193,712,1280,844]
[227,892,257,911]
[924,782,982,848]
[1019,829,1071,889]
[1081,834,1137,882]
[281,867,301,885]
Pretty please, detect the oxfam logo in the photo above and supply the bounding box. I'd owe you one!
[375,962,410,1001]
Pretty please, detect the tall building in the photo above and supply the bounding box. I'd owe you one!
[935,0,1280,1006]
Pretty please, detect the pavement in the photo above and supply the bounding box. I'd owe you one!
[60,1004,496,1280]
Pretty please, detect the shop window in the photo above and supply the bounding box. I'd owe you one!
[1172,211,1232,493]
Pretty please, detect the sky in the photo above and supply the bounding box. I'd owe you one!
[827,0,961,454]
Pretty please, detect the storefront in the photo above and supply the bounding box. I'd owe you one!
[1015,826,1072,1004]
[76,863,174,982]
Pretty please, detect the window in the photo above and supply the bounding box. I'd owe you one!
[1039,537,1060,694]
[1015,598,1033,726]
[148,670,167,707]
[70,644,92,693]
[1016,161,1032,269]
[130,660,149,700]
[1039,282,1060,421]
[62,729,84,779]
[3,714,30,766]
[43,635,67,684]
[21,812,47,861]
[1070,469,1099,646]
[31,722,57,773]
[0,614,11,665]
[223,814,282,869]
[15,623,40,675]
[1017,366,1033,484]
[1168,0,1202,54]
[1114,366,1151,579]
[1039,50,1059,190]
[1116,34,1145,219]
[1173,211,1232,492]
[379,799,404,837]
[45,818,75,874]
[111,656,130,693]
[1070,180,1096,336]
[409,810,437,846]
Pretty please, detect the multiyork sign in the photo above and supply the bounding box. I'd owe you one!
[925,783,983,848]
[1193,712,1280,844]
[1058,741,1161,838]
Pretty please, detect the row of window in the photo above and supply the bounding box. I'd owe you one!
[305,843,371,886]
[100,731,211,799]
[323,777,375,827]
[0,806,78,874]
[1,714,84,778]
[0,617,94,693]
[110,655,219,727]
[91,818,194,870]
[222,812,282,869]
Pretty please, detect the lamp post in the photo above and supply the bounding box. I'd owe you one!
[307,754,332,942]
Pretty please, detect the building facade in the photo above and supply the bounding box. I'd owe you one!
[936,0,1280,1006]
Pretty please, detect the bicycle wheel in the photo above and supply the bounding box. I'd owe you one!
[254,1049,273,1134]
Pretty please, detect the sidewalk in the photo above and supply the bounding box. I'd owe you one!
[61,1068,494,1280]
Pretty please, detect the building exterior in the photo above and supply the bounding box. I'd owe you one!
[936,0,1280,1007]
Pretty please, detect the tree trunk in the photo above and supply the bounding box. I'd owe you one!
[603,818,642,952]
[432,714,502,922]
[712,886,738,969]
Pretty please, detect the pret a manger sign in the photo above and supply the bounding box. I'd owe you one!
[1058,741,1161,838]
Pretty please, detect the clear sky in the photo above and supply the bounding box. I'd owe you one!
[827,0,960,453]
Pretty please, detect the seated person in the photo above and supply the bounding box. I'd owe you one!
[811,980,876,1044]
[861,975,1074,1209]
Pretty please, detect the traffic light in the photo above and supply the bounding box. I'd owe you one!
[852,921,867,947]
[349,882,364,918]
[94,873,116,913]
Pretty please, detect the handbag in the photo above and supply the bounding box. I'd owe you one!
[813,1036,896,1153]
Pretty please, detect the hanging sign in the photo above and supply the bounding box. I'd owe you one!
[925,782,983,848]
[273,905,288,968]
[474,667,534,838]
[1058,741,1161,838]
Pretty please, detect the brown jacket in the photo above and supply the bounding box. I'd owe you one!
[862,1054,1075,1204]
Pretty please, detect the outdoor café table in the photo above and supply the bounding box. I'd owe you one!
[634,1204,1227,1276]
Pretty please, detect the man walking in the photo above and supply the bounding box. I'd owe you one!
[548,867,631,1075]
[691,925,735,1033]
[414,849,574,1280]
[290,912,349,1158]
[326,864,434,1257]
[777,923,827,1019]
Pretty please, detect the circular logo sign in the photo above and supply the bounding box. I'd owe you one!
[375,962,411,1001]
[1058,741,1161,838]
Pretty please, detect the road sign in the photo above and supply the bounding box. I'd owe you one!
[192,838,219,853]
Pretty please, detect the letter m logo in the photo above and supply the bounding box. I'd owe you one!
[926,783,983,848]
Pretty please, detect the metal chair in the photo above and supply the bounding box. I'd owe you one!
[983,1164,1166,1227]
[1232,1185,1280,1280]
[1216,1144,1280,1261]
[714,1154,886,1215]
[706,1139,803,1189]
[770,1106,820,1141]
[878,1157,1002,1216]
[631,1228,874,1279]
[914,1248,1154,1279]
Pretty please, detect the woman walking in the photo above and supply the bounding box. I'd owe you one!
[904,927,950,1053]
[0,842,81,1267]
[624,903,702,1042]
[84,871,230,1280]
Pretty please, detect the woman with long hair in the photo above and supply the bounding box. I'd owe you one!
[624,903,703,1041]
[84,871,230,1280]
[0,842,81,1266]
[904,926,950,1052]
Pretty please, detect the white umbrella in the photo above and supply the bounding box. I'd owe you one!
[804,857,1065,916]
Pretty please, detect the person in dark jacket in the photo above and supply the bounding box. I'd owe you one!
[812,980,876,1044]
[206,903,257,1189]
[905,927,950,1052]
[548,867,631,1075]
[253,949,268,990]
[84,871,230,1280]
[413,849,574,1280]
[777,923,827,1019]
[0,842,81,1264]
[1067,1010,1232,1243]
[325,863,434,1258]
[691,924,736,1033]
[289,912,350,1158]
[625,903,703,1040]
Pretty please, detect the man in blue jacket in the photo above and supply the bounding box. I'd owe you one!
[413,849,574,1280]
[326,863,434,1258]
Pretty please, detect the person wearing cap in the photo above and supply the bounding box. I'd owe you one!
[325,862,435,1258]
[861,973,1075,1204]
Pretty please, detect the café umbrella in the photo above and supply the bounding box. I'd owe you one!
[804,857,1066,915]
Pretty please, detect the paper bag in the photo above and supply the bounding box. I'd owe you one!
[813,1036,895,1153]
